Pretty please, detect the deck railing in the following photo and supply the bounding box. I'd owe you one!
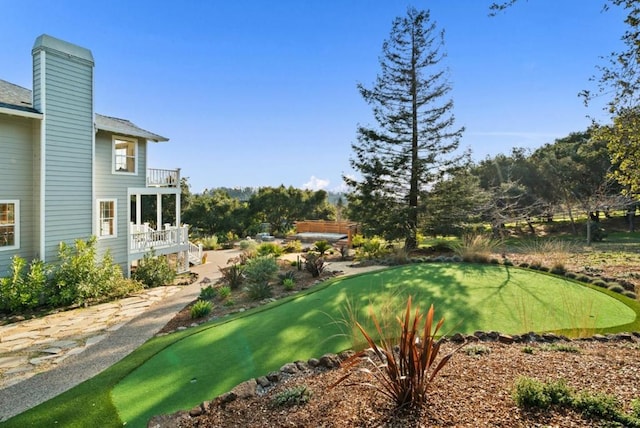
[130,224,189,253]
[146,168,180,188]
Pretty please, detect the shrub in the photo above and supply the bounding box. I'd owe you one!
[334,297,457,410]
[199,285,217,300]
[190,300,212,318]
[224,298,235,306]
[564,271,577,279]
[541,343,580,353]
[278,270,296,284]
[591,279,607,288]
[198,235,219,251]
[271,385,312,408]
[521,346,535,354]
[518,238,576,272]
[512,377,639,425]
[588,222,607,242]
[244,256,279,285]
[282,278,295,290]
[218,286,231,299]
[574,392,621,420]
[351,234,365,248]
[51,238,141,306]
[312,240,332,256]
[463,345,491,356]
[282,240,302,253]
[257,242,284,257]
[355,236,389,260]
[0,256,49,312]
[245,282,273,300]
[512,377,552,409]
[454,234,501,264]
[219,260,244,289]
[631,398,640,419]
[337,244,349,260]
[132,251,176,288]
[239,239,258,252]
[623,290,637,299]
[303,253,325,278]
[387,247,411,265]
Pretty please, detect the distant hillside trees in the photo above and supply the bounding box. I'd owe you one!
[182,185,336,239]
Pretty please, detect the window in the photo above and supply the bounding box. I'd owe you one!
[0,200,19,250]
[113,137,137,174]
[97,199,117,238]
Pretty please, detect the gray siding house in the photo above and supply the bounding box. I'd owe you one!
[0,34,196,276]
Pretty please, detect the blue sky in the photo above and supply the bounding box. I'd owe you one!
[0,1,625,193]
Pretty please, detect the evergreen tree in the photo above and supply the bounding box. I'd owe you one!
[345,7,464,249]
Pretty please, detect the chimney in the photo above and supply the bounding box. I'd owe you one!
[31,35,95,262]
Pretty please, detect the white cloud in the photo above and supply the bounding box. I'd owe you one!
[332,174,355,193]
[302,176,330,191]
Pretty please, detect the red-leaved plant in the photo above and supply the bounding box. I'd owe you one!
[333,296,458,410]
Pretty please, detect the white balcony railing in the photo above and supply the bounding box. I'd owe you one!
[130,223,189,254]
[146,168,180,188]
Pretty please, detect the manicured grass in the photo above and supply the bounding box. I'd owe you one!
[4,263,639,428]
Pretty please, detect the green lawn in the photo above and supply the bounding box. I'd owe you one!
[4,263,639,428]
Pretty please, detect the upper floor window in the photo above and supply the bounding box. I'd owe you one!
[97,199,117,238]
[113,137,137,174]
[0,200,19,250]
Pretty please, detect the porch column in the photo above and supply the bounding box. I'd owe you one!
[156,193,162,230]
[176,191,181,226]
[135,194,142,225]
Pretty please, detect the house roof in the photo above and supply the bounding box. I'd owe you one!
[0,79,40,115]
[95,114,168,142]
[0,79,168,142]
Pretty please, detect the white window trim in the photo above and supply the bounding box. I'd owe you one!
[112,136,138,175]
[97,199,118,239]
[0,200,19,251]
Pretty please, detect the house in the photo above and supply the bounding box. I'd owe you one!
[0,34,200,276]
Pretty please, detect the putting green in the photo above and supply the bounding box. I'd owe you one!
[113,263,636,426]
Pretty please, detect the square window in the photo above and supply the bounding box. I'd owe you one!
[113,138,137,173]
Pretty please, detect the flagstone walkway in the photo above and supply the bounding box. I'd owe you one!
[0,286,182,389]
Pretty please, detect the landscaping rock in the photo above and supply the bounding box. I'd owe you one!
[231,379,257,399]
[267,371,281,382]
[280,362,299,374]
[256,376,271,388]
[318,353,341,369]
[498,333,514,344]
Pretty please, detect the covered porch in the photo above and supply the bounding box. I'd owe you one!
[128,171,199,273]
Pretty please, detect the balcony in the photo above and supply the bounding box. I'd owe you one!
[146,168,180,188]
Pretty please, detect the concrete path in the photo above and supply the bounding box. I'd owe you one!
[0,249,383,422]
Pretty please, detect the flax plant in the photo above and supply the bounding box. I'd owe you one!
[334,296,458,410]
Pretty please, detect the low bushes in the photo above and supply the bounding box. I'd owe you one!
[1,237,142,313]
[132,251,176,288]
[512,376,640,426]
